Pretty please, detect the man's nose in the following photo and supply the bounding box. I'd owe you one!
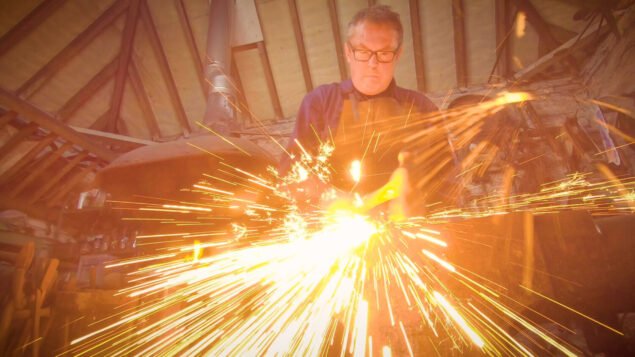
[368,53,379,67]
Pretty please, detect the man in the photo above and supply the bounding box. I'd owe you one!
[281,5,437,212]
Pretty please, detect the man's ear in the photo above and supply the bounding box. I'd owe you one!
[395,45,404,61]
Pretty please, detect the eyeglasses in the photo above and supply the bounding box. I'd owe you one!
[347,42,399,63]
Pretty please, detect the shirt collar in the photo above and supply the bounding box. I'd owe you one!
[341,79,397,101]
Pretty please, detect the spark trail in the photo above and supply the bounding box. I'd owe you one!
[65,91,632,356]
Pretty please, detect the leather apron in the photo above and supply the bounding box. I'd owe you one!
[330,93,412,195]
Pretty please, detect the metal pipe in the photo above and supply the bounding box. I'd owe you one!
[202,0,236,135]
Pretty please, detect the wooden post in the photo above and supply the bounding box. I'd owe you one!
[495,0,512,80]
[409,0,426,91]
[452,0,468,87]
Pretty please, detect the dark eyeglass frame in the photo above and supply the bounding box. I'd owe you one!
[346,41,400,63]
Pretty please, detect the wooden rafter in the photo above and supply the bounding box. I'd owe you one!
[106,0,142,133]
[327,0,347,81]
[287,0,313,92]
[28,150,90,204]
[16,0,129,98]
[57,56,119,122]
[47,161,99,207]
[139,0,192,135]
[0,111,18,129]
[0,122,38,159]
[257,42,284,119]
[0,87,117,162]
[0,0,67,57]
[409,0,426,92]
[452,0,468,87]
[174,0,207,96]
[10,141,74,198]
[129,59,162,140]
[0,133,57,186]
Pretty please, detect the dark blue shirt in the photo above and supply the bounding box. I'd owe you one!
[280,79,437,175]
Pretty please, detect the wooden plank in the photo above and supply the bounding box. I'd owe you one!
[10,141,74,197]
[0,87,118,162]
[57,56,119,122]
[128,59,161,140]
[408,0,426,91]
[0,111,18,129]
[46,162,99,207]
[257,42,283,119]
[15,0,129,99]
[0,0,67,57]
[287,0,313,92]
[174,0,207,96]
[451,0,468,87]
[0,122,38,160]
[327,0,347,81]
[139,0,191,135]
[494,0,512,80]
[106,0,142,133]
[28,151,89,204]
[0,133,57,186]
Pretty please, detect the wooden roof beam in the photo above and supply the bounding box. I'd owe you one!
[287,0,313,92]
[0,0,67,57]
[57,56,119,122]
[16,0,129,98]
[0,122,38,159]
[257,42,284,119]
[28,150,90,204]
[327,0,347,81]
[10,141,75,198]
[139,0,192,136]
[0,87,118,162]
[105,0,142,133]
[0,133,57,186]
[174,0,207,96]
[452,0,468,87]
[129,59,162,140]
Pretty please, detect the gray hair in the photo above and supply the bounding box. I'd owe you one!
[347,5,404,47]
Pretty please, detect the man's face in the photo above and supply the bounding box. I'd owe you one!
[345,21,402,96]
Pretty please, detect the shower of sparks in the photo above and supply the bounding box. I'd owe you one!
[65,91,633,356]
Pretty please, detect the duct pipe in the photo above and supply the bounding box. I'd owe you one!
[202,0,236,135]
